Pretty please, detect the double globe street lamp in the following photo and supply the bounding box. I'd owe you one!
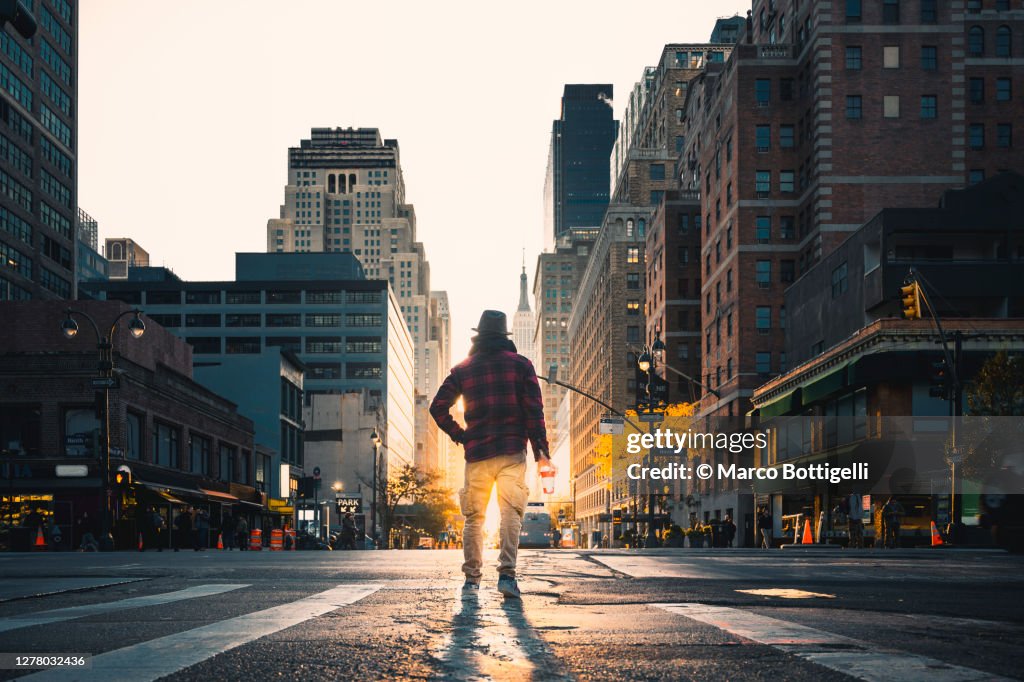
[636,336,667,549]
[61,307,146,550]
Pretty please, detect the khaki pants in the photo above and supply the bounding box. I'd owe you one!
[460,451,529,580]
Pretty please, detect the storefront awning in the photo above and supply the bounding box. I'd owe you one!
[800,364,848,405]
[199,488,239,503]
[758,388,802,419]
[154,490,186,506]
[137,481,205,501]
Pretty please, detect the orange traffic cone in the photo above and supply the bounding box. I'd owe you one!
[216,533,224,550]
[801,518,814,544]
[138,532,144,551]
[930,521,944,547]
[34,526,47,550]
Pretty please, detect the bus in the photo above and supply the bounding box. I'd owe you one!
[520,502,552,548]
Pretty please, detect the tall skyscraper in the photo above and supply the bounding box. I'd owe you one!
[512,259,535,366]
[265,127,449,475]
[0,1,77,301]
[544,85,617,250]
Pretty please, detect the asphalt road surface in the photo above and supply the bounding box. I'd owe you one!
[0,547,1021,681]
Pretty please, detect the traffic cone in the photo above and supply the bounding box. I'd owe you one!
[34,526,47,550]
[930,521,944,547]
[138,532,144,551]
[801,518,814,544]
[216,533,224,550]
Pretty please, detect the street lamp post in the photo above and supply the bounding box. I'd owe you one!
[61,307,146,551]
[637,337,666,549]
[370,428,381,549]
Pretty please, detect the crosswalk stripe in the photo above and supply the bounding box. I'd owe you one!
[0,584,249,634]
[20,583,382,682]
[656,603,1011,682]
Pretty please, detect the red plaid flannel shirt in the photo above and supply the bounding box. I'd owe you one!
[429,350,549,462]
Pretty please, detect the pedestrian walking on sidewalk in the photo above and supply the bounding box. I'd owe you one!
[430,310,549,600]
[758,507,772,549]
[236,516,249,551]
[882,496,905,549]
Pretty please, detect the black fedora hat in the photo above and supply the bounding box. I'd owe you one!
[472,310,511,336]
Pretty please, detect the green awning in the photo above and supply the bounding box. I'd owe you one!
[801,364,848,404]
[758,388,802,419]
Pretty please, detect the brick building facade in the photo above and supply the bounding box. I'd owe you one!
[0,301,258,551]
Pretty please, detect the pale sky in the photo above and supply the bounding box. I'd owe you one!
[79,0,750,363]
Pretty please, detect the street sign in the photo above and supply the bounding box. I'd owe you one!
[638,412,664,423]
[599,416,624,435]
[55,464,89,477]
[90,377,119,390]
[335,495,361,514]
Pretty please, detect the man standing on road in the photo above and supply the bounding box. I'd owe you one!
[882,496,905,549]
[430,310,549,599]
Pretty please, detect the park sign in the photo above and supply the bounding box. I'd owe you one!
[335,495,362,514]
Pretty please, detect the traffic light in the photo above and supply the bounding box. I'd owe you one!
[113,465,132,489]
[929,360,950,399]
[612,508,622,524]
[900,281,921,319]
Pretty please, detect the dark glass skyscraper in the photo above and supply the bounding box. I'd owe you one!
[544,85,616,249]
[0,1,78,301]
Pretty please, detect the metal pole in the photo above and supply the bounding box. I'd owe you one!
[371,444,378,548]
[645,367,659,549]
[101,339,113,551]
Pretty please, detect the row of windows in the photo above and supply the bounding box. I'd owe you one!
[40,136,72,178]
[0,274,31,300]
[0,32,32,76]
[0,206,32,244]
[0,61,32,110]
[40,71,71,118]
[40,105,71,148]
[968,122,1014,149]
[0,168,31,212]
[39,6,72,54]
[149,312,384,329]
[0,239,32,278]
[39,201,71,239]
[39,40,71,85]
[140,289,381,305]
[968,25,1015,58]
[0,131,32,177]
[40,168,70,208]
[39,266,69,297]
[1,99,32,144]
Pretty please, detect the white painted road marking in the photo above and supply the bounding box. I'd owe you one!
[656,603,1011,682]
[21,583,382,682]
[0,584,249,634]
[0,577,146,603]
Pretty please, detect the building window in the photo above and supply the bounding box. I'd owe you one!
[727,268,733,292]
[921,45,937,70]
[780,216,796,240]
[831,262,849,297]
[226,337,261,354]
[219,444,236,483]
[626,300,640,315]
[996,78,1011,102]
[190,434,211,475]
[883,46,900,68]
[757,352,772,376]
[779,171,795,193]
[846,95,862,119]
[755,170,770,194]
[266,313,300,327]
[969,169,985,185]
[846,0,861,22]
[305,313,342,327]
[626,247,640,264]
[846,46,862,70]
[970,78,985,104]
[756,306,771,332]
[920,0,937,22]
[755,79,770,106]
[678,246,689,264]
[756,261,772,288]
[225,313,260,327]
[626,272,640,289]
[883,95,900,118]
[649,164,665,181]
[997,123,1012,148]
[882,0,899,23]
[968,123,985,149]
[920,95,937,119]
[626,326,640,343]
[305,336,342,353]
[780,260,795,283]
[996,26,1012,57]
[153,422,179,469]
[678,343,689,360]
[346,362,382,379]
[969,26,984,56]
[756,216,770,242]
[345,313,382,327]
[185,337,220,354]
[756,125,771,151]
[779,125,795,149]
